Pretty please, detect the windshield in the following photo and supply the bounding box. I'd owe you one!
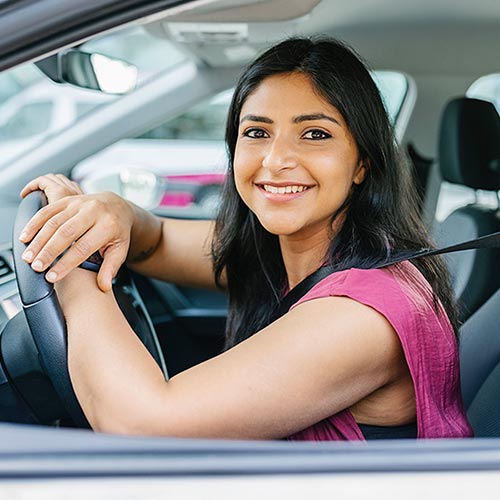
[0,26,186,170]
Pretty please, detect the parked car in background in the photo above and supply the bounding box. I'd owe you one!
[0,80,113,165]
[73,88,232,212]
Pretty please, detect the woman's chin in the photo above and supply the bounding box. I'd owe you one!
[257,218,302,237]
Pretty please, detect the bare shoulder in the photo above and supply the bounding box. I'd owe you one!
[281,295,404,376]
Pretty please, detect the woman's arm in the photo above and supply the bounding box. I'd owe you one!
[20,174,220,291]
[57,267,407,438]
[127,215,219,289]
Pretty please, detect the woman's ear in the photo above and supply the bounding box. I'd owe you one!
[353,159,369,185]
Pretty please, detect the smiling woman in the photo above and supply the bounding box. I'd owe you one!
[234,72,366,265]
[19,37,472,440]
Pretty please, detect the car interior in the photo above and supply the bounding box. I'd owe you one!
[0,0,499,441]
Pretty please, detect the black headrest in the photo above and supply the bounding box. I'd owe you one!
[439,97,500,190]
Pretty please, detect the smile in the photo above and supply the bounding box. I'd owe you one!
[261,184,311,194]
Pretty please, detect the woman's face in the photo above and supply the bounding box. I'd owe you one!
[234,72,366,242]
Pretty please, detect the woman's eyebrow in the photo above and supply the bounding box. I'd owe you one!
[293,113,341,126]
[239,113,341,126]
[239,114,273,125]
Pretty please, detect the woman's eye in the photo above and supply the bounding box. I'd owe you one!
[303,129,332,140]
[243,128,268,139]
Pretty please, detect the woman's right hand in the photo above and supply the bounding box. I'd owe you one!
[19,174,135,292]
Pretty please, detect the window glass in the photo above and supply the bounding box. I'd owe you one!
[76,102,102,118]
[0,25,186,169]
[82,27,186,87]
[137,89,233,141]
[0,102,52,140]
[435,74,500,222]
[372,71,409,123]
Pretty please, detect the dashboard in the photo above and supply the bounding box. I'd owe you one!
[0,247,20,332]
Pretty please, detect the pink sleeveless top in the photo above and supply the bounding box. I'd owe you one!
[286,262,473,441]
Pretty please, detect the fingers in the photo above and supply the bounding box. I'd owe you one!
[55,174,83,195]
[20,173,82,202]
[17,186,133,291]
[21,174,65,198]
[97,245,129,292]
[22,212,93,275]
[19,198,74,243]
[20,195,98,273]
[42,225,114,284]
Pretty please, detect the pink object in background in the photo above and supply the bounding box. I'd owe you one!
[160,192,194,207]
[160,173,226,207]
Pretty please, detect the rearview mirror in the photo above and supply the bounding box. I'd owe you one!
[36,49,138,95]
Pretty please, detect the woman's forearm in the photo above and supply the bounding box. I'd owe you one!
[57,269,168,433]
[126,202,163,263]
[127,215,220,289]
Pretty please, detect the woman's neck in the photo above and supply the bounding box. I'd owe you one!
[280,229,332,290]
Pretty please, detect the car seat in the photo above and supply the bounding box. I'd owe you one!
[460,287,500,436]
[433,97,500,321]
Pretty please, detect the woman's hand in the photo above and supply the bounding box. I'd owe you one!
[19,174,135,292]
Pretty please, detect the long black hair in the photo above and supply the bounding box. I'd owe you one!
[212,37,459,349]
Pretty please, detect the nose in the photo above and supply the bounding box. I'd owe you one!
[261,133,299,172]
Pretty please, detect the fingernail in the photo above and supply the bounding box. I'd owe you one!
[46,271,57,282]
[19,231,27,242]
[22,250,33,262]
[32,260,43,272]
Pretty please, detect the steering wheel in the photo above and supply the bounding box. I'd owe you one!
[12,191,167,427]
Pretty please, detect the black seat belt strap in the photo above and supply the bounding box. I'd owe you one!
[272,229,500,321]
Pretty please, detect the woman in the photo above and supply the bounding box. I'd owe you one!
[19,37,472,440]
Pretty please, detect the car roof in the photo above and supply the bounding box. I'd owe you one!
[1,0,499,75]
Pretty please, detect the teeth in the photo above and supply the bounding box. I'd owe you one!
[263,185,308,194]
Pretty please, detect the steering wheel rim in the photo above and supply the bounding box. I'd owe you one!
[12,191,168,427]
[13,191,89,426]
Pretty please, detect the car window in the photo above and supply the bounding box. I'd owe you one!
[0,101,52,140]
[372,71,409,123]
[76,102,102,119]
[137,89,233,141]
[82,26,186,87]
[0,26,186,169]
[434,74,500,222]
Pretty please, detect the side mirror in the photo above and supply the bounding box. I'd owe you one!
[80,167,164,210]
[36,49,138,95]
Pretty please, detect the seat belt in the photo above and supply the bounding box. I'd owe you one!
[271,229,500,321]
